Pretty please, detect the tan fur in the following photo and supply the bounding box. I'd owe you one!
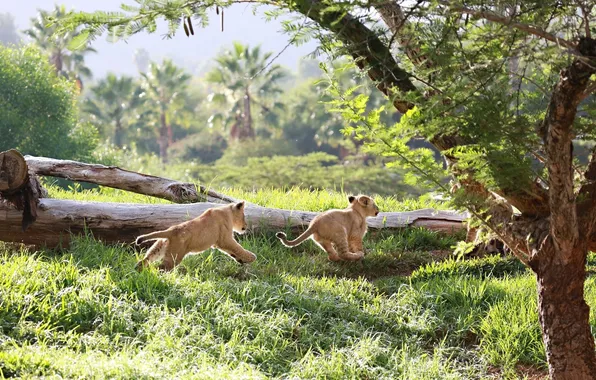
[276,195,380,262]
[135,201,256,271]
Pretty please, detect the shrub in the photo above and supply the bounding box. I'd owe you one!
[0,45,97,159]
[216,137,299,165]
[190,152,420,197]
[168,130,228,164]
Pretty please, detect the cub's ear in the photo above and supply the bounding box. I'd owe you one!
[348,195,356,203]
[358,196,370,206]
[235,201,245,210]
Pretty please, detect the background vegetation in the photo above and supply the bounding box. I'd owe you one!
[4,1,596,377]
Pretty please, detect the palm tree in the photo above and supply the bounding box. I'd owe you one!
[23,5,95,91]
[206,42,287,141]
[82,74,143,147]
[140,59,191,163]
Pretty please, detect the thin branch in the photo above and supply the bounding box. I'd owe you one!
[581,81,596,101]
[249,5,313,80]
[579,1,592,39]
[438,0,576,51]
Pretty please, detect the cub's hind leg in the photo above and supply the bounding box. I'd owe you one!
[313,237,341,262]
[216,239,256,264]
[136,238,169,271]
[335,238,364,261]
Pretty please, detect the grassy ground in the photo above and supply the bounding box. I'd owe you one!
[1,186,586,379]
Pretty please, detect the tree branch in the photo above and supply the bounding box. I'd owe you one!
[290,0,417,113]
[581,80,596,101]
[438,0,577,51]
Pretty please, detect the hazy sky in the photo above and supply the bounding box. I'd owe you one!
[5,0,318,78]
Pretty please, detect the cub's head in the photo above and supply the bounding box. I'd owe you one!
[348,195,380,217]
[231,201,248,234]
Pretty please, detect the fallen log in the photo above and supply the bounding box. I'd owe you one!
[0,150,44,231]
[24,155,236,204]
[0,199,467,248]
[0,150,28,192]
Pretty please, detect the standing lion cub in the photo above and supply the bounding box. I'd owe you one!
[135,201,256,271]
[276,195,380,261]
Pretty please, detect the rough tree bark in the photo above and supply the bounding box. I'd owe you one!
[525,37,596,379]
[0,149,45,231]
[0,150,28,192]
[24,155,237,204]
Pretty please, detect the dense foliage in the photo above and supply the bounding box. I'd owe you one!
[0,45,97,160]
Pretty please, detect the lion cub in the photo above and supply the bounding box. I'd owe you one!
[276,195,379,261]
[135,201,256,271]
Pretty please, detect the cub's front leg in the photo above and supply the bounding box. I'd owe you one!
[348,236,366,257]
[216,239,257,264]
[335,238,364,261]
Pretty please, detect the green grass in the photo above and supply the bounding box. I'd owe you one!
[0,187,561,379]
[46,183,451,212]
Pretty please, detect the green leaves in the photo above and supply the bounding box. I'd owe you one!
[67,29,90,51]
[319,62,448,193]
[0,45,97,159]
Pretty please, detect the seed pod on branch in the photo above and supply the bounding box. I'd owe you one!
[187,16,194,35]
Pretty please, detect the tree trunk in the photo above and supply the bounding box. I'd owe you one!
[0,198,466,248]
[532,243,596,379]
[114,119,124,148]
[50,51,63,74]
[159,112,168,163]
[242,89,254,139]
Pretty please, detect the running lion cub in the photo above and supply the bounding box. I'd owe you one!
[135,201,256,271]
[276,195,379,261]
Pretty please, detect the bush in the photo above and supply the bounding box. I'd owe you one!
[87,146,425,198]
[216,137,299,165]
[168,130,228,164]
[0,45,97,159]
[190,152,419,197]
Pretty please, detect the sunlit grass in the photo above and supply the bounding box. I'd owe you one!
[45,182,450,212]
[0,232,553,378]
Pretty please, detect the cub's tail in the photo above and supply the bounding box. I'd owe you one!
[276,226,314,248]
[135,230,171,245]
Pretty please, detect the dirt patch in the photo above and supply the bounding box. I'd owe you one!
[486,364,548,379]
[324,249,455,281]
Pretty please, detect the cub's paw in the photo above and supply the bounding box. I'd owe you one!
[134,260,145,272]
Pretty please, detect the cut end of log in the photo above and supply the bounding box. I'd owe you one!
[0,149,28,193]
